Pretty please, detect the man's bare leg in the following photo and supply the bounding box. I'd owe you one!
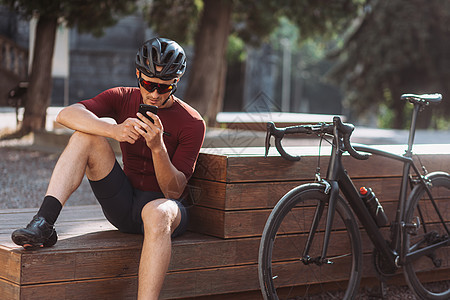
[138,199,181,299]
[11,131,116,248]
[46,131,116,205]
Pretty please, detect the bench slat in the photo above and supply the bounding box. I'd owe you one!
[188,177,403,211]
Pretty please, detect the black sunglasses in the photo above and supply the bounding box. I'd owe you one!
[139,77,175,94]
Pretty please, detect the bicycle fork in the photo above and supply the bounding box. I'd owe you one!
[301,180,339,266]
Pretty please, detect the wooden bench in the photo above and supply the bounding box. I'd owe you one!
[1,144,449,299]
[0,206,264,300]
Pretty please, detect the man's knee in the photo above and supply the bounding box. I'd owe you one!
[68,131,115,180]
[69,131,110,150]
[141,199,180,236]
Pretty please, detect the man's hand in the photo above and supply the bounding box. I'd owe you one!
[135,110,186,198]
[135,112,165,151]
[113,118,141,144]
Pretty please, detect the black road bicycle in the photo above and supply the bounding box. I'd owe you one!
[258,94,449,299]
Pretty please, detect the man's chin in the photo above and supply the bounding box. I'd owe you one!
[145,99,160,106]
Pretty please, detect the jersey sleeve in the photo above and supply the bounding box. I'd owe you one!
[78,88,124,121]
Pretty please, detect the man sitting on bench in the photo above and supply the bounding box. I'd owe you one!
[11,37,205,299]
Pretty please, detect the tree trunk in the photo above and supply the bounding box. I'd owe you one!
[390,88,405,129]
[184,0,233,127]
[21,15,57,135]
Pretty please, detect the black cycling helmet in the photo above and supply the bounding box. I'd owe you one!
[135,37,186,81]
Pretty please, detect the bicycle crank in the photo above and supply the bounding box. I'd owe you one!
[372,248,397,281]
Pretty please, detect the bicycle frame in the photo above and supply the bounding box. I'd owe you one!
[261,94,448,299]
[318,104,433,270]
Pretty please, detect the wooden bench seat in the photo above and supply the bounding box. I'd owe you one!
[0,206,266,300]
[1,144,449,299]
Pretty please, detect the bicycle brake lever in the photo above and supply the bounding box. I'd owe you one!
[265,122,274,157]
[334,117,369,160]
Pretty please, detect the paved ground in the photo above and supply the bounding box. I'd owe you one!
[0,108,99,209]
[0,147,95,209]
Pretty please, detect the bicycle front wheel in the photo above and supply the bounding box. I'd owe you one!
[258,184,362,300]
[404,172,450,299]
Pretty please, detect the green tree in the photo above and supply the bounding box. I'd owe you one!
[1,0,138,138]
[328,0,450,129]
[146,0,364,126]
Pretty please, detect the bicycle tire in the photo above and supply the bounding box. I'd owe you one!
[403,172,450,299]
[258,183,362,300]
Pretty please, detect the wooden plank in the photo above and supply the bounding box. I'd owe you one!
[189,200,405,239]
[0,277,19,300]
[3,226,263,286]
[226,153,450,182]
[169,235,260,272]
[187,179,305,210]
[187,177,403,211]
[0,246,21,284]
[188,207,226,238]
[194,195,449,239]
[19,248,140,285]
[193,145,450,183]
[20,276,137,300]
[14,265,260,300]
[270,256,355,287]
[191,152,228,182]
[12,258,450,300]
[16,232,262,285]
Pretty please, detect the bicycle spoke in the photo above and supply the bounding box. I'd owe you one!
[259,187,362,300]
[404,173,450,299]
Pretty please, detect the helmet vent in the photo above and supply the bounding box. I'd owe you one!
[174,53,183,64]
[161,42,168,54]
[142,46,148,59]
[151,48,158,62]
[163,51,174,64]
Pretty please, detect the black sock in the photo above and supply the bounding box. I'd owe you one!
[37,196,62,225]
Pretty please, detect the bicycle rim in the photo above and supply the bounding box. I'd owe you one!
[258,185,362,300]
[404,173,450,299]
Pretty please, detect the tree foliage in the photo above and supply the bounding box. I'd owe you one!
[328,0,450,129]
[144,0,364,126]
[144,0,202,44]
[3,0,137,36]
[0,0,138,138]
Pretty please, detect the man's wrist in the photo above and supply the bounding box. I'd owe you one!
[109,123,120,140]
[151,143,167,156]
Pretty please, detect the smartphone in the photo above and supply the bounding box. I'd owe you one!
[138,104,158,123]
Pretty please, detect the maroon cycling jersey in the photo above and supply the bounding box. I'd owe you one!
[79,87,205,192]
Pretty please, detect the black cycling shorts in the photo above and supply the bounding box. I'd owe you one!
[88,160,188,238]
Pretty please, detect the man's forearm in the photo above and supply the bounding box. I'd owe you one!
[151,147,187,199]
[56,104,116,139]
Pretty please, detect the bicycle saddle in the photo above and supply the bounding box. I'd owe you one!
[401,93,442,105]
